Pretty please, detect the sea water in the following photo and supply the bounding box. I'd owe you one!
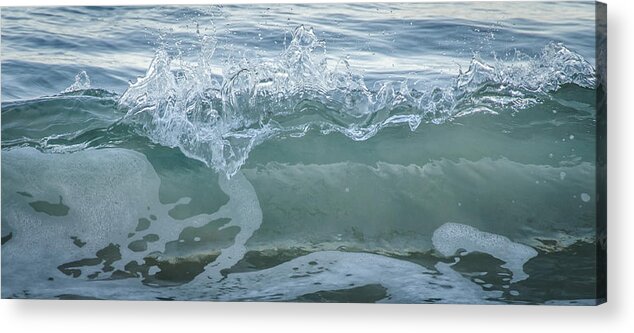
[0,2,606,304]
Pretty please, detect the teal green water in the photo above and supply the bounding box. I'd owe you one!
[1,2,605,304]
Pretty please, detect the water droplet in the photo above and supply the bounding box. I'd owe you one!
[194,237,201,242]
[580,193,591,202]
[569,135,575,140]
[560,172,566,180]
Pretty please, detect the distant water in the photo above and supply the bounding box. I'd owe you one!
[1,2,605,304]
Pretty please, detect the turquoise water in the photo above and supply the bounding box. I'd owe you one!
[1,2,606,304]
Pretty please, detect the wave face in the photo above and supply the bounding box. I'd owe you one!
[118,25,595,177]
[2,3,604,304]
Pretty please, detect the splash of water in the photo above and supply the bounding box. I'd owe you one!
[62,71,91,93]
[118,25,596,177]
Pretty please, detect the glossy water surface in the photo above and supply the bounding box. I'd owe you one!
[1,2,605,304]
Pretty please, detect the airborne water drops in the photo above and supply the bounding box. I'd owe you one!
[580,193,591,202]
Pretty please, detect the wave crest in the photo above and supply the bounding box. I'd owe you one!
[118,25,595,177]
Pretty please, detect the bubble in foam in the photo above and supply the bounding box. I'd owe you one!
[432,222,538,282]
[580,193,591,202]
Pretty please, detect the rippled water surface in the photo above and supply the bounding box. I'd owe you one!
[1,2,606,304]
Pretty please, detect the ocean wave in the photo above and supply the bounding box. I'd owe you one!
[114,25,595,177]
[1,146,599,302]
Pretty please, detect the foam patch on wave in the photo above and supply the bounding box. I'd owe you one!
[118,25,596,177]
[1,147,262,298]
[2,147,158,297]
[193,171,262,282]
[432,223,538,282]
[193,251,503,303]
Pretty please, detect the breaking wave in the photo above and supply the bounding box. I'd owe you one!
[118,25,596,177]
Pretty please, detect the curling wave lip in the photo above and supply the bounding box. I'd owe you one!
[117,25,596,178]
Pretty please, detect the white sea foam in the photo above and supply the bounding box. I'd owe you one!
[195,251,503,303]
[1,147,262,297]
[193,171,263,282]
[432,222,538,282]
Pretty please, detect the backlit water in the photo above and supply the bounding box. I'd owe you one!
[1,2,606,304]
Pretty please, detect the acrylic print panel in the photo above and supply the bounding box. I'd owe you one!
[0,1,607,304]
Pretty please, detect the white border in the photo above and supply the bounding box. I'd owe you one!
[1,0,632,332]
